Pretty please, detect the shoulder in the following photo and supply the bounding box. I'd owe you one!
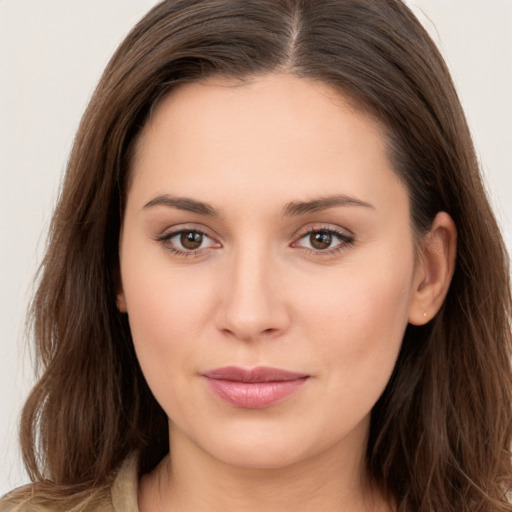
[0,453,139,512]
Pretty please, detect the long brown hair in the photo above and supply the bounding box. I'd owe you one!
[4,0,512,510]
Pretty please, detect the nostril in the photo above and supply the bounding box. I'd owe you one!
[220,325,280,342]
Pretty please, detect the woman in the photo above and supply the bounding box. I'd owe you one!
[2,0,511,511]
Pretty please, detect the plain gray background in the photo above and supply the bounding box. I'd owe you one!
[1,0,511,494]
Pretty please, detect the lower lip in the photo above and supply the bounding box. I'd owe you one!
[204,378,308,409]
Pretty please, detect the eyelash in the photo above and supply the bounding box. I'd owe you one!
[294,227,355,256]
[155,228,218,257]
[155,226,355,257]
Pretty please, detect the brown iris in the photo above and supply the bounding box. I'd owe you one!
[310,230,333,250]
[180,231,203,250]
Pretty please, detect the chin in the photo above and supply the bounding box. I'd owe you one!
[176,419,315,470]
[186,416,365,472]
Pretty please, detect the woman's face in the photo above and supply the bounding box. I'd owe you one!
[118,74,423,470]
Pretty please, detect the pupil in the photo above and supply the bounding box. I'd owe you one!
[311,231,332,250]
[181,231,203,250]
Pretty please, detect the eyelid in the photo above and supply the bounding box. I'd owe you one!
[154,224,222,255]
[155,221,221,240]
[291,224,355,254]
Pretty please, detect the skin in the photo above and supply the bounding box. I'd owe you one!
[117,73,456,512]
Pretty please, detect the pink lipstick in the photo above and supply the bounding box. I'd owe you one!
[202,366,309,408]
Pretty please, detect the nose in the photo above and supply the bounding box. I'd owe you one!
[215,245,291,342]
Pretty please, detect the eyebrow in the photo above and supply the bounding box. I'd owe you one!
[283,195,374,216]
[142,193,374,217]
[143,195,220,217]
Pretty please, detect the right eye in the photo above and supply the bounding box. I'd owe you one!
[158,229,220,255]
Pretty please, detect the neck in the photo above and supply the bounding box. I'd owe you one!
[139,424,390,512]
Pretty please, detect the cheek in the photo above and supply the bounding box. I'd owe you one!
[122,276,218,429]
[294,249,414,398]
[118,242,216,394]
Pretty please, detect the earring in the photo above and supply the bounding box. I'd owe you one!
[423,312,428,318]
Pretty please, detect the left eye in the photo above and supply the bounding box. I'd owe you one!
[164,230,216,251]
[296,229,352,251]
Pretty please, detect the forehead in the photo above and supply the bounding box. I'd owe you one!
[128,73,404,212]
[134,73,386,161]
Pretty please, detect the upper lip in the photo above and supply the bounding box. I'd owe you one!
[202,366,309,383]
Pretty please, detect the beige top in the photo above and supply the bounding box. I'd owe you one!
[0,454,140,512]
[109,453,140,512]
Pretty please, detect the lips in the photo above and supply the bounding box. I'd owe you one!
[202,366,309,408]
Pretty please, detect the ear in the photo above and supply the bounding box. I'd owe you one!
[117,289,128,313]
[408,212,457,325]
[114,266,128,313]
